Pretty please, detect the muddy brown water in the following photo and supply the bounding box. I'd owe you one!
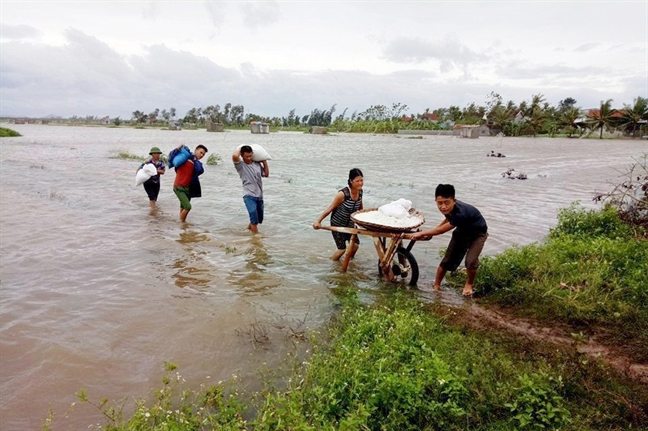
[1,125,645,428]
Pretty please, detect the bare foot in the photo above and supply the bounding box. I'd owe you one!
[462,284,474,297]
[433,284,442,291]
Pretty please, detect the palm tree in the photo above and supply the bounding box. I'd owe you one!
[528,94,546,116]
[523,109,547,137]
[559,107,581,138]
[619,96,648,137]
[490,105,513,135]
[587,99,614,139]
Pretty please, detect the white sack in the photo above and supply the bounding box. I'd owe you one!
[237,144,272,162]
[379,202,410,219]
[135,164,158,187]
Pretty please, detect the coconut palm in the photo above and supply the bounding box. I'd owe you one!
[619,96,648,137]
[490,105,513,135]
[559,107,581,138]
[587,99,614,139]
[523,109,547,137]
[528,94,546,116]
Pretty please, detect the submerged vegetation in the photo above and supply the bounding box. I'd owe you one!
[0,126,21,137]
[113,151,169,164]
[206,153,222,166]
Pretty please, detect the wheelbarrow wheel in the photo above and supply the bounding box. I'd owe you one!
[378,246,419,286]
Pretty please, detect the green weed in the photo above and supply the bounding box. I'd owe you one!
[115,151,146,161]
[207,153,222,166]
[0,127,21,137]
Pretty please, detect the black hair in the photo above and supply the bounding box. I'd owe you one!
[240,145,253,154]
[196,144,208,153]
[435,184,455,198]
[348,168,363,186]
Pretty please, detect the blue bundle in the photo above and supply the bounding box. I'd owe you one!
[168,145,192,168]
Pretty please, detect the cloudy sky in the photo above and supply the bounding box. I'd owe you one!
[1,1,646,119]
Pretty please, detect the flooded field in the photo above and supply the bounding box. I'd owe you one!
[0,124,644,428]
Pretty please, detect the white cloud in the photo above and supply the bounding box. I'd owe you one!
[0,23,42,40]
[0,1,646,118]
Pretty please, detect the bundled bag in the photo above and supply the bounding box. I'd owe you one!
[237,144,272,162]
[134,164,158,187]
[379,198,413,219]
[168,145,192,168]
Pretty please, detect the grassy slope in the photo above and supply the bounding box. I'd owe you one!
[476,204,648,360]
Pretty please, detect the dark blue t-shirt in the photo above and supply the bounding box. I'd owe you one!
[445,200,487,234]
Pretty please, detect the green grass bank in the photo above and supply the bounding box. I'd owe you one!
[51,291,647,430]
[475,204,647,361]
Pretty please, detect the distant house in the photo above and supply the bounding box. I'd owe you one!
[421,113,439,122]
[206,120,224,132]
[512,111,525,124]
[250,121,269,134]
[585,108,624,119]
[100,116,110,125]
[574,108,624,127]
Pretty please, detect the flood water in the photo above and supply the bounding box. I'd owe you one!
[1,124,645,428]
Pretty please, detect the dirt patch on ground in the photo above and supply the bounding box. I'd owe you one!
[463,304,648,385]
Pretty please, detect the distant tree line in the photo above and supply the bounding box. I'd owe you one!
[26,94,648,138]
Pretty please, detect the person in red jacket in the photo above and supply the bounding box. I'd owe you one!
[173,144,207,222]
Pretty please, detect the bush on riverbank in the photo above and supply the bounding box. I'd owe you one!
[0,127,21,137]
[56,292,647,430]
[476,204,648,359]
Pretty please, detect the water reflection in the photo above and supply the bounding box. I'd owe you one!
[244,235,271,270]
[177,230,210,244]
[172,229,214,291]
[228,235,281,295]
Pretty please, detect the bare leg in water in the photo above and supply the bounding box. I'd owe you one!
[180,209,190,222]
[331,242,358,261]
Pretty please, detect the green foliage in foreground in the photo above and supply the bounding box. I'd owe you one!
[477,204,648,357]
[0,126,21,137]
[55,292,648,430]
[254,293,573,431]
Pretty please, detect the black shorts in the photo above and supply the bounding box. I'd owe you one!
[143,181,160,201]
[332,231,360,250]
[440,230,488,272]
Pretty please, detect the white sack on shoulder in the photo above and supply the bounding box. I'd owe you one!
[135,164,158,187]
[237,144,272,162]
